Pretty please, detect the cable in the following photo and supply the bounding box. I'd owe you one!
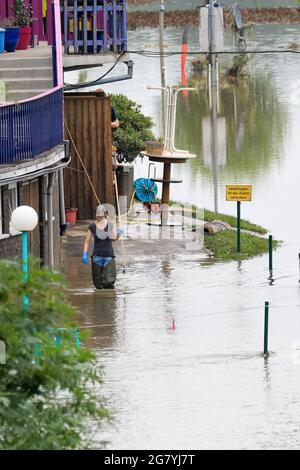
[64,51,126,88]
[127,49,300,57]
[65,121,142,222]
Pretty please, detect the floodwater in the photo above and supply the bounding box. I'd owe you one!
[63,24,300,449]
[127,0,298,12]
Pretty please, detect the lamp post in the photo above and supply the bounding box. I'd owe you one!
[11,206,39,316]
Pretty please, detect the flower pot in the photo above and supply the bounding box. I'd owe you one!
[145,141,164,156]
[0,29,5,54]
[65,208,78,225]
[4,27,20,52]
[16,26,32,50]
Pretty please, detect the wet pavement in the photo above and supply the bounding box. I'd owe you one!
[62,24,300,449]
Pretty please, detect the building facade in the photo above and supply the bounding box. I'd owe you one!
[0,0,67,268]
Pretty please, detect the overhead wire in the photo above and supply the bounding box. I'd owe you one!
[127,49,300,57]
[64,51,126,89]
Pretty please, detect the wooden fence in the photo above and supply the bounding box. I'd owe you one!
[64,92,114,220]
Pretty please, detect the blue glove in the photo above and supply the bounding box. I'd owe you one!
[82,252,89,264]
[117,228,125,236]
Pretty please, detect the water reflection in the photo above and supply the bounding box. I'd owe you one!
[79,293,118,349]
[62,23,300,449]
[176,73,287,178]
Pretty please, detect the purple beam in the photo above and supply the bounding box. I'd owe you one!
[121,0,127,51]
[53,0,63,86]
[47,0,53,45]
[31,0,39,43]
[0,2,6,17]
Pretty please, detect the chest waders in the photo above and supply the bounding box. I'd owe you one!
[89,221,117,289]
[92,257,117,290]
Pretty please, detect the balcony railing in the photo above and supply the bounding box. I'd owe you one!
[0,87,64,165]
[61,0,127,54]
[0,1,64,165]
[0,1,127,54]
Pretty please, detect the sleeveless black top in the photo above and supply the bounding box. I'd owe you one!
[89,221,115,258]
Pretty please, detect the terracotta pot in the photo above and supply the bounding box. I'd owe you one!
[16,27,32,50]
[145,141,164,156]
[65,208,78,225]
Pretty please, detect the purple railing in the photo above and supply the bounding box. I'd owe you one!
[0,1,127,52]
[0,0,64,165]
[0,87,64,165]
[61,1,127,54]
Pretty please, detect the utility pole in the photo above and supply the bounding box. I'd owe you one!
[159,0,166,88]
[208,0,219,213]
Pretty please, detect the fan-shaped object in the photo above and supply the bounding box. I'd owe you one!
[133,178,158,203]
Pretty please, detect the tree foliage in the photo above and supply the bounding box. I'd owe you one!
[0,259,109,450]
[111,94,155,163]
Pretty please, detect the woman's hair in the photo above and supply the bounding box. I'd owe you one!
[96,214,107,222]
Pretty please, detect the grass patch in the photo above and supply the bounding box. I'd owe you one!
[164,200,275,260]
[203,209,267,235]
[169,200,267,234]
[204,230,278,261]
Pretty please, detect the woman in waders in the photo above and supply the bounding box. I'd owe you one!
[82,205,119,289]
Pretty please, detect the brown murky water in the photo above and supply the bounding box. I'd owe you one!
[64,24,300,449]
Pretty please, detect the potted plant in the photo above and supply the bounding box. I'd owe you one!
[110,94,155,208]
[13,0,33,50]
[0,18,20,53]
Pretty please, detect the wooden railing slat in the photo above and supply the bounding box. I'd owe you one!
[83,0,88,54]
[74,0,79,53]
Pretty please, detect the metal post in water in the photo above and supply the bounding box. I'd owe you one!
[159,0,166,89]
[269,235,273,272]
[237,201,241,252]
[209,0,219,214]
[264,301,269,356]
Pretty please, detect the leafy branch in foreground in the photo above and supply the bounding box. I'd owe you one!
[0,258,110,450]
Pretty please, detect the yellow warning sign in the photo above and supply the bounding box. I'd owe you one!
[226,185,252,202]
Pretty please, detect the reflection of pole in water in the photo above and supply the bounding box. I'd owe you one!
[233,85,237,123]
[159,0,166,133]
[209,0,219,214]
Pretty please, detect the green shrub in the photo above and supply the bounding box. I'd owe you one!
[111,94,155,163]
[13,0,33,27]
[0,259,109,450]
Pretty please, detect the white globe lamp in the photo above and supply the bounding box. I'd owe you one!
[11,206,38,232]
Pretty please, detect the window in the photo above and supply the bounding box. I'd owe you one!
[0,184,19,237]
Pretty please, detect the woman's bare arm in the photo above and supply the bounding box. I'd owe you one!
[83,230,93,252]
[111,226,119,242]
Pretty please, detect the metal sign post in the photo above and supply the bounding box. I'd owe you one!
[226,184,252,252]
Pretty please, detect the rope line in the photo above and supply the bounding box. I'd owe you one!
[64,120,101,206]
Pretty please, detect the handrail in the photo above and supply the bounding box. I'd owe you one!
[0,85,64,108]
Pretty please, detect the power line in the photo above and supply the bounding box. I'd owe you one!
[127,49,300,57]
[64,52,126,89]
